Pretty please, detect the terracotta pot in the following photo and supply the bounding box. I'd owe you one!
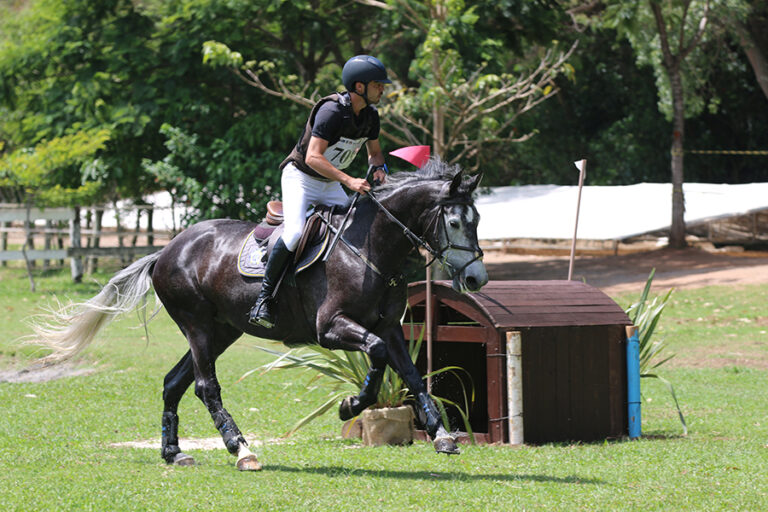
[360,406,415,447]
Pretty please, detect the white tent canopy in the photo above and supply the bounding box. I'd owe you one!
[475,182,768,241]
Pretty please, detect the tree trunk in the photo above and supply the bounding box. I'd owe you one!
[432,94,444,158]
[738,22,768,100]
[669,65,687,248]
[651,1,694,249]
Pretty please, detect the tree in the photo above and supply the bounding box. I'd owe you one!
[204,0,576,174]
[603,0,715,248]
[1,0,303,222]
[649,1,709,248]
[380,0,577,169]
[0,0,161,201]
[505,29,672,186]
[559,0,767,188]
[0,129,110,206]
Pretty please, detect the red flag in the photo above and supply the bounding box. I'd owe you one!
[390,145,430,168]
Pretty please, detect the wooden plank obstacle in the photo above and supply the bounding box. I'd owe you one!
[405,280,633,445]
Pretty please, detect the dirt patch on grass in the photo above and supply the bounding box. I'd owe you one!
[484,247,768,296]
[669,347,768,369]
[110,436,284,450]
[0,363,95,383]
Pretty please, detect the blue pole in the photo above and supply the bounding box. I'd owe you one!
[626,326,641,439]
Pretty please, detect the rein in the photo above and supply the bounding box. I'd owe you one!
[317,209,399,285]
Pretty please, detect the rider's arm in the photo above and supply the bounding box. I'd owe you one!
[306,136,371,194]
[366,139,387,184]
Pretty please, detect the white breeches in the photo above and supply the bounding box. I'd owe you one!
[280,162,349,251]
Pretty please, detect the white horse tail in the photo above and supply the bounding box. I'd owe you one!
[27,250,164,364]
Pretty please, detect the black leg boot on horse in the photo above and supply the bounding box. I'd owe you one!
[248,238,294,328]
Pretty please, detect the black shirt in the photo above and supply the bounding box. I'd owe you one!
[281,93,380,180]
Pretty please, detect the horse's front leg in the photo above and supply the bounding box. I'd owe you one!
[318,314,389,421]
[384,326,460,455]
[339,366,385,421]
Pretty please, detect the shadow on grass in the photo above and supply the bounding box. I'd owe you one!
[264,464,604,485]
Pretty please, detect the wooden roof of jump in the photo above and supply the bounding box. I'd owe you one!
[407,280,632,329]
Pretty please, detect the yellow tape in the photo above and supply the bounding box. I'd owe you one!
[687,149,768,155]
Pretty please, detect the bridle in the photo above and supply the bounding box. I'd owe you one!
[319,182,484,285]
[363,190,484,281]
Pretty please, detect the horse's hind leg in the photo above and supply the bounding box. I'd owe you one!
[161,351,195,465]
[189,320,261,471]
[162,309,258,470]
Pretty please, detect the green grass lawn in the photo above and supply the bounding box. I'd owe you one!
[1,264,768,511]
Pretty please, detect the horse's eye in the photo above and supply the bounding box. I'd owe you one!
[449,219,460,229]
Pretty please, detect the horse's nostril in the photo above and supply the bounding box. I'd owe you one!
[465,276,478,291]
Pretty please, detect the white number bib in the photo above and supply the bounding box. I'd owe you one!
[324,137,367,170]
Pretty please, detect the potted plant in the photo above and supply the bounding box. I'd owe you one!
[241,324,474,446]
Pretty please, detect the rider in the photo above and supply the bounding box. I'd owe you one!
[248,55,392,328]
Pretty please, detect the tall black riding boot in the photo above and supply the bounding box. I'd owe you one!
[248,238,294,328]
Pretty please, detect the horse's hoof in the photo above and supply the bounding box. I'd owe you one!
[172,452,195,466]
[236,454,263,471]
[434,436,460,455]
[339,397,356,421]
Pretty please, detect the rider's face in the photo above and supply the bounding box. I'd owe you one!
[365,81,386,104]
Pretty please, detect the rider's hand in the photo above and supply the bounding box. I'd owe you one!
[372,169,387,186]
[346,177,372,194]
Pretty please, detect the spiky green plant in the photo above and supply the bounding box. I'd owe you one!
[242,323,475,439]
[625,268,687,434]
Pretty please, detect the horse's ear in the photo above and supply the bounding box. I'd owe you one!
[463,172,483,194]
[449,170,464,196]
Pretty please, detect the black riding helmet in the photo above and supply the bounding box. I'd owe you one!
[342,55,392,99]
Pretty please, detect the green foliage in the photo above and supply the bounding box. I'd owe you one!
[506,3,768,186]
[504,31,671,185]
[142,120,284,222]
[0,0,300,216]
[0,0,161,199]
[601,0,748,121]
[2,0,767,213]
[0,129,110,205]
[625,269,687,434]
[201,40,243,68]
[381,0,576,168]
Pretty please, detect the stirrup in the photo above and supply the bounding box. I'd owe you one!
[248,298,275,328]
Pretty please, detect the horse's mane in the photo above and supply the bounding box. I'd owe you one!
[370,157,462,200]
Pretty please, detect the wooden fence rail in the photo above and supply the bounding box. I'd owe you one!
[0,204,170,286]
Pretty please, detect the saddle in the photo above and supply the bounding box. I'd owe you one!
[237,202,334,278]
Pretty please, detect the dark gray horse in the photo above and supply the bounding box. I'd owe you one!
[30,159,488,470]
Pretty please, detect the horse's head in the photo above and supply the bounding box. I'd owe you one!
[426,169,489,293]
[370,160,489,293]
